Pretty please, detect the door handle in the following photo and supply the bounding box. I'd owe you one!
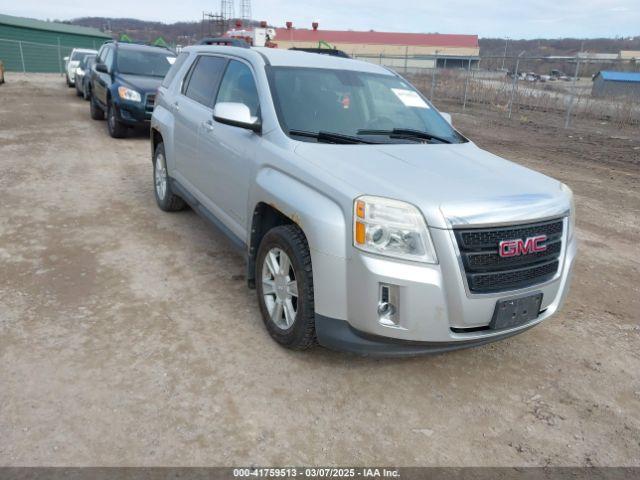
[202,120,214,132]
[173,102,180,112]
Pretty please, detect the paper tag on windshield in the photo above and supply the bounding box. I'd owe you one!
[167,57,176,64]
[391,88,430,109]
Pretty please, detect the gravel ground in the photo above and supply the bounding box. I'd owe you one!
[0,73,639,467]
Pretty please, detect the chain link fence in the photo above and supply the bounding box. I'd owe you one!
[355,53,640,128]
[0,38,98,74]
[1,39,638,128]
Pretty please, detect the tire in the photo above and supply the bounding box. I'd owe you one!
[90,94,104,120]
[153,143,186,212]
[256,225,316,350]
[107,101,128,138]
[83,83,90,101]
[66,75,73,88]
[75,83,82,97]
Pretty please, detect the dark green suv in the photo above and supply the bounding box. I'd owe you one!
[89,41,176,138]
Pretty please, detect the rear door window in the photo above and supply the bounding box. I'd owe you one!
[183,55,228,107]
[162,52,189,88]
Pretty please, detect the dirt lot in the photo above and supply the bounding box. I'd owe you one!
[0,74,639,467]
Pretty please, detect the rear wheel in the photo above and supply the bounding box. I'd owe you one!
[107,101,127,138]
[153,143,185,212]
[90,94,104,120]
[75,82,82,97]
[256,225,316,350]
[83,83,91,101]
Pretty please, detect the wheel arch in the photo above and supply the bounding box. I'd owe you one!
[248,202,298,289]
[248,169,349,320]
[151,128,163,161]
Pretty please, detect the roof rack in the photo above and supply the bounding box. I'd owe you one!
[197,37,250,48]
[289,47,350,58]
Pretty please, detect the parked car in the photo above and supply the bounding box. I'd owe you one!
[151,46,577,356]
[64,48,97,87]
[88,41,176,138]
[74,54,96,98]
[80,55,98,101]
[524,72,540,82]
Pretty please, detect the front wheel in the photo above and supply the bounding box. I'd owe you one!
[107,102,127,138]
[256,225,316,350]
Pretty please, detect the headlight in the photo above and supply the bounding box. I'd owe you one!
[118,86,142,102]
[561,184,575,240]
[353,195,437,263]
[76,68,84,75]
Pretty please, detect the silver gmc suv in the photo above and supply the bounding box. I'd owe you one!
[150,44,577,356]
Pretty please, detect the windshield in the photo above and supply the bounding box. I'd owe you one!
[270,67,465,144]
[79,55,95,68]
[71,51,91,61]
[116,49,176,77]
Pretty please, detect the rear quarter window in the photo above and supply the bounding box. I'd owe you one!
[161,52,189,88]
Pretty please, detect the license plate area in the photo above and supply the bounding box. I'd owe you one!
[490,293,543,330]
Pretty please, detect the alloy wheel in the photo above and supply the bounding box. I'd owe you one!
[262,248,298,330]
[155,152,167,200]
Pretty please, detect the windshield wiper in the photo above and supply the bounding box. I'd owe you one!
[289,129,379,145]
[356,128,452,144]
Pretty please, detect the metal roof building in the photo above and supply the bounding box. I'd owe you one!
[0,14,111,72]
[274,24,479,71]
[592,71,640,98]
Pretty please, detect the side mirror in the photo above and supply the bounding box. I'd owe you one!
[63,56,69,62]
[95,63,108,73]
[441,112,452,125]
[213,102,261,134]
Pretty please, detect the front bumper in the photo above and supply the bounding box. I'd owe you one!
[316,314,540,357]
[113,94,154,126]
[313,220,577,355]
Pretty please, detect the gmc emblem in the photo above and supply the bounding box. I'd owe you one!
[499,235,547,258]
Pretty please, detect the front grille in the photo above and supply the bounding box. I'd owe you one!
[145,94,156,118]
[454,219,564,293]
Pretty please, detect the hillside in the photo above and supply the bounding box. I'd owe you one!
[480,37,640,57]
[70,17,258,45]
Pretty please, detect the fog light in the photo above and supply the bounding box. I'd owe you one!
[378,284,399,326]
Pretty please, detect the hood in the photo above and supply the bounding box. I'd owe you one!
[294,141,570,229]
[117,74,163,94]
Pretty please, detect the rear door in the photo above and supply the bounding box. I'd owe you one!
[94,46,113,106]
[172,55,228,200]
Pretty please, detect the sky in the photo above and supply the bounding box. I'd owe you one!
[1,0,638,39]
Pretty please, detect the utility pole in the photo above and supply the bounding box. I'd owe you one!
[463,58,472,110]
[240,0,252,24]
[564,56,582,128]
[430,51,438,101]
[508,50,525,119]
[501,37,509,70]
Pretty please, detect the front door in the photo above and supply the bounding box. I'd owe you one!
[197,59,262,239]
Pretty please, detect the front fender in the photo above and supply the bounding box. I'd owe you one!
[252,168,349,320]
